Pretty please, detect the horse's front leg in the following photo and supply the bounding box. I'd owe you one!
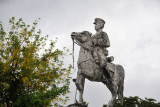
[75,71,85,104]
[79,76,85,104]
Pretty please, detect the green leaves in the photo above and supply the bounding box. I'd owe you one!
[0,18,72,107]
[112,96,160,107]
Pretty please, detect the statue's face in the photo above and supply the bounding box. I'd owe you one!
[95,21,104,31]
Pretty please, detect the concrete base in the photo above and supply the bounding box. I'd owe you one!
[66,103,87,107]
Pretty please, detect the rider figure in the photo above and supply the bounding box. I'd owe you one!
[92,18,110,68]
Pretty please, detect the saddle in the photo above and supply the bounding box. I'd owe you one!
[94,56,115,82]
[94,56,115,73]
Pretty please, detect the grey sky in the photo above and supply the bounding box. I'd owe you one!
[1,0,160,106]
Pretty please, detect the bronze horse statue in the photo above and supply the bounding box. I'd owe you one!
[71,31,125,107]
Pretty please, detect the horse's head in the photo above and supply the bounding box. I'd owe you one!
[71,31,92,43]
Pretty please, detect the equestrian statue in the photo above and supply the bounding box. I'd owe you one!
[70,18,125,107]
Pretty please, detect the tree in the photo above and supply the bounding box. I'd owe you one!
[0,17,72,107]
[103,96,160,107]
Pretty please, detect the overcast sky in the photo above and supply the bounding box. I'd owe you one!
[0,0,160,106]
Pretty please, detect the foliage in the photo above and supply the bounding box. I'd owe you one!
[0,17,72,107]
[103,96,160,107]
[74,100,89,107]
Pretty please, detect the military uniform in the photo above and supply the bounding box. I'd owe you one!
[92,18,110,68]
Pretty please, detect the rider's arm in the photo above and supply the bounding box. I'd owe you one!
[96,32,110,47]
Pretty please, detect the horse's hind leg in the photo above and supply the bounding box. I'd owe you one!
[118,83,124,106]
[117,65,125,106]
[75,72,85,104]
[107,85,118,107]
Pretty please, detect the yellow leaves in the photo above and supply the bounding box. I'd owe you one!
[51,63,54,66]
[22,77,31,87]
[28,31,32,37]
[3,60,12,73]
[3,82,10,90]
[0,42,5,49]
[22,28,27,35]
[13,50,17,57]
[0,18,73,106]
[47,75,50,80]
[63,74,67,76]
[12,49,20,61]
[66,70,70,74]
[28,45,36,53]
[3,65,9,73]
[26,65,31,69]
[37,79,42,85]
[20,61,24,67]
[35,71,39,77]
[48,55,51,59]
[7,41,12,46]
[22,77,29,84]
[23,56,31,66]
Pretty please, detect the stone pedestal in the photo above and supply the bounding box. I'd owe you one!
[66,104,87,107]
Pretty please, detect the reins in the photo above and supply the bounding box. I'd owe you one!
[72,38,75,69]
[72,38,79,68]
[72,38,77,103]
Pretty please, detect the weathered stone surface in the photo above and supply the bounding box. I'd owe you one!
[71,18,125,107]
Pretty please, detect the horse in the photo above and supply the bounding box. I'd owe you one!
[71,31,125,107]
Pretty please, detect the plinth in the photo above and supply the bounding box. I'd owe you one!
[66,103,87,107]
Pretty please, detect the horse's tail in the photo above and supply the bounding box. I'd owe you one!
[117,65,125,106]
